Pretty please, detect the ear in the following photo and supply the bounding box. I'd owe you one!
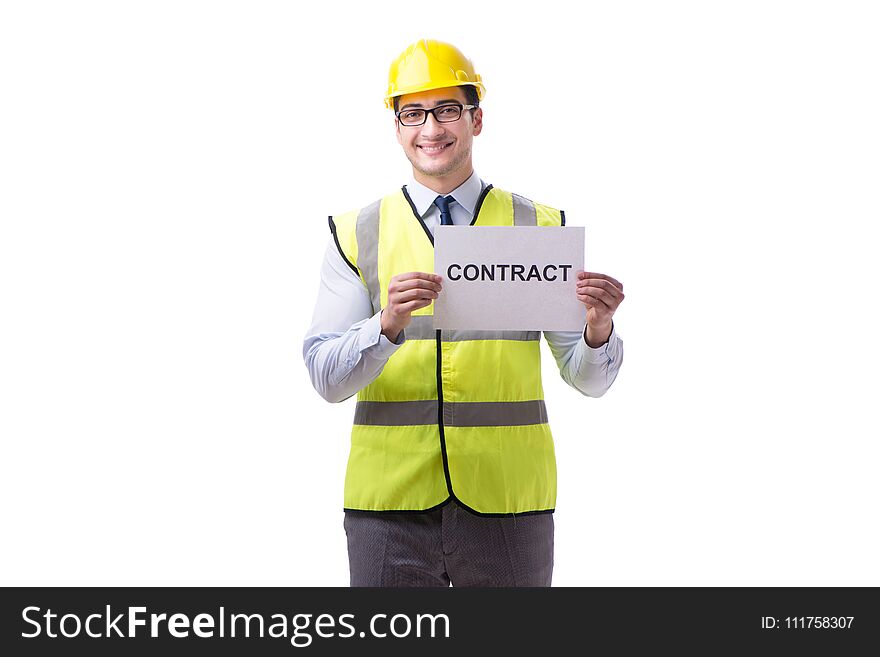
[394,114,403,146]
[472,107,483,136]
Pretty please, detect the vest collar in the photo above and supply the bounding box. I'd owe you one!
[401,182,494,245]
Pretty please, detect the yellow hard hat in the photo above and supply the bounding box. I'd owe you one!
[384,39,485,109]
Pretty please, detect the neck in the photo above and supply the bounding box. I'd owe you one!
[413,166,473,196]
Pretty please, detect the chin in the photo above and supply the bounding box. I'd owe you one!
[422,163,452,176]
[419,157,464,177]
[411,159,447,177]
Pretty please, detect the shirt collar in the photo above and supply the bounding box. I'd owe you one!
[405,170,484,218]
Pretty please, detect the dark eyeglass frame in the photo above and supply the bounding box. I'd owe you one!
[395,103,478,127]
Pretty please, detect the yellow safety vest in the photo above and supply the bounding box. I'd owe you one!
[330,185,565,516]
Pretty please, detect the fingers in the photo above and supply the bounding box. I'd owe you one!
[389,272,442,296]
[577,271,623,292]
[393,271,443,285]
[396,298,434,313]
[575,272,624,323]
[393,287,439,304]
[576,285,621,309]
[391,279,442,294]
[576,272,624,308]
[381,273,441,337]
[576,291,613,312]
[385,272,441,328]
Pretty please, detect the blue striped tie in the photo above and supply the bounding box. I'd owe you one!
[434,195,454,226]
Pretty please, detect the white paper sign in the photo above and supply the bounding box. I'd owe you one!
[433,226,586,331]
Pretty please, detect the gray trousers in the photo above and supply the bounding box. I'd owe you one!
[343,499,554,587]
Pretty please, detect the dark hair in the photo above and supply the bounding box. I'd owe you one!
[393,84,480,113]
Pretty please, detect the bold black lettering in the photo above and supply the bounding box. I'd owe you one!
[448,264,462,281]
[543,264,558,281]
[480,264,495,281]
[511,264,526,281]
[496,264,510,281]
[463,264,479,281]
[526,264,541,281]
[559,264,572,281]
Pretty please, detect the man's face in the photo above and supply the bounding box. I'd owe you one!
[394,87,483,181]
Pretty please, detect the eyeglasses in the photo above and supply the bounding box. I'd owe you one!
[395,103,477,127]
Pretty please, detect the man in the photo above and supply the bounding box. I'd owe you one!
[303,39,624,587]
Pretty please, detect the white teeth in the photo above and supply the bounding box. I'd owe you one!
[420,143,450,153]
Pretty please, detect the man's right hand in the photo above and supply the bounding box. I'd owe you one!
[380,272,442,342]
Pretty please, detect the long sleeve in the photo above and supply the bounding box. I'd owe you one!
[302,239,404,403]
[543,325,624,397]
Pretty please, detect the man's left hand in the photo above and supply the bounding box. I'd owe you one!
[576,271,624,348]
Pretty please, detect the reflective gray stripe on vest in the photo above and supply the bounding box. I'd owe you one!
[355,199,382,313]
[402,316,435,340]
[403,316,540,342]
[511,193,537,226]
[354,400,548,427]
[354,400,437,426]
[445,400,548,427]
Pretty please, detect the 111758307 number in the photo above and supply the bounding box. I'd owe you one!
[761,616,854,629]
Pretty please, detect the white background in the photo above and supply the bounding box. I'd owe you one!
[1,0,878,586]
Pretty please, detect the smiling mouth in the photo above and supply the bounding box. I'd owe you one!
[417,142,453,153]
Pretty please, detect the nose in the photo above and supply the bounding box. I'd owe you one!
[420,111,446,139]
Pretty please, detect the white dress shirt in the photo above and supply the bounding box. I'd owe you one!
[303,171,623,403]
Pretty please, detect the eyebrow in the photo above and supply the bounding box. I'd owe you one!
[398,99,461,110]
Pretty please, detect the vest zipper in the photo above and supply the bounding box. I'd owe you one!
[435,329,455,498]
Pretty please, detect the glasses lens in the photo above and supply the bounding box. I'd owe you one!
[434,105,463,122]
[398,109,426,126]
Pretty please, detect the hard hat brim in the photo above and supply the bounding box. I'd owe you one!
[384,80,485,109]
